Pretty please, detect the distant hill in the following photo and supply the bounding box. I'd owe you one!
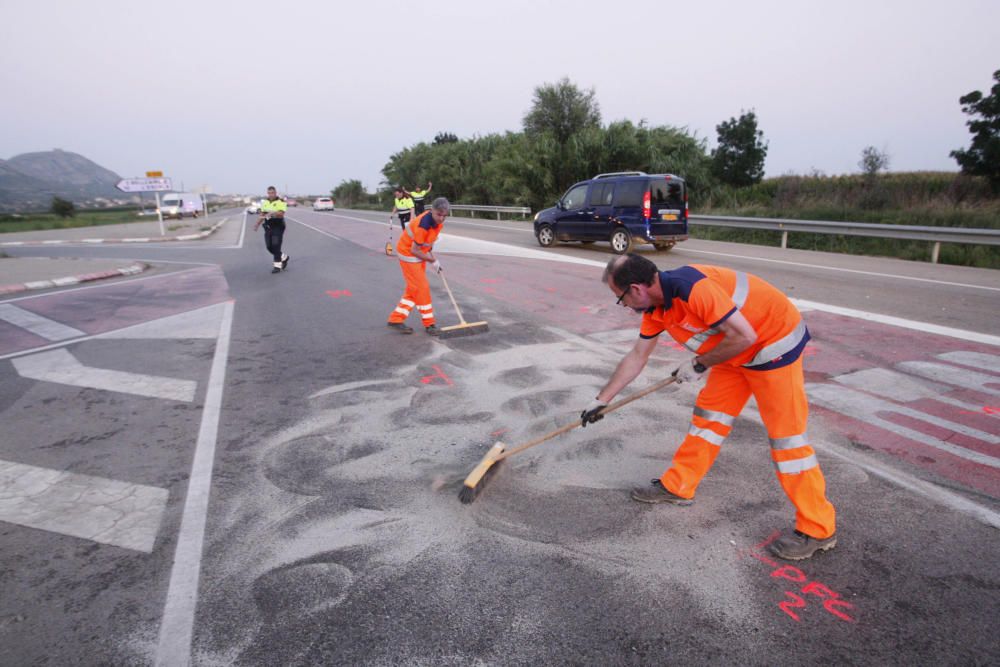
[0,149,124,212]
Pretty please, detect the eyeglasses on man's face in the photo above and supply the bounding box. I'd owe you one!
[615,285,630,307]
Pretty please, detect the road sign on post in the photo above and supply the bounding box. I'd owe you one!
[116,177,173,193]
[117,177,173,235]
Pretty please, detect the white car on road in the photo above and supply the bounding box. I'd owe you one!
[313,197,335,211]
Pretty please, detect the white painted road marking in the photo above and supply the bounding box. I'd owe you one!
[808,383,1000,468]
[13,348,197,402]
[0,303,85,341]
[0,460,167,552]
[101,302,226,340]
[155,300,233,667]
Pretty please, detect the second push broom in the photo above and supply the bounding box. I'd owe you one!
[435,269,489,339]
[458,374,680,503]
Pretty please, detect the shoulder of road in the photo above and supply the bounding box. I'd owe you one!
[0,213,238,295]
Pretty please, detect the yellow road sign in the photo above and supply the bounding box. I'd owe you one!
[146,171,163,177]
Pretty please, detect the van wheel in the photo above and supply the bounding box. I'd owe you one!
[609,228,632,254]
[653,241,675,252]
[537,224,555,247]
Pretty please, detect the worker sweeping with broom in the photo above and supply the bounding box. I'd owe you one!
[590,253,837,560]
[460,253,837,562]
[386,197,450,336]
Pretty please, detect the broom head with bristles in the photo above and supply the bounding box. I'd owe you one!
[458,442,505,503]
[439,321,489,340]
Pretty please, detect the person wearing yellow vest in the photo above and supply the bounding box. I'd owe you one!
[392,188,415,231]
[253,186,290,274]
[386,197,450,336]
[583,253,837,561]
[409,181,432,215]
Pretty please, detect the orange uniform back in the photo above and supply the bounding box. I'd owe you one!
[640,264,808,369]
[397,210,443,260]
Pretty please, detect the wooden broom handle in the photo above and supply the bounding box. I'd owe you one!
[437,270,468,325]
[495,374,679,461]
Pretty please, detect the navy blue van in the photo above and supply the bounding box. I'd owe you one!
[533,171,689,254]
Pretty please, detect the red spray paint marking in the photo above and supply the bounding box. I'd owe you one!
[491,427,510,438]
[737,534,856,624]
[959,406,1000,416]
[326,289,353,298]
[420,364,453,386]
[481,278,500,284]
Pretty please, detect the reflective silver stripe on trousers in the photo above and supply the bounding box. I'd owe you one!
[681,272,748,353]
[688,424,726,446]
[770,434,809,450]
[693,406,735,427]
[774,454,818,474]
[744,320,807,367]
[399,255,421,263]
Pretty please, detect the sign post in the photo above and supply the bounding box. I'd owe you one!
[117,176,173,235]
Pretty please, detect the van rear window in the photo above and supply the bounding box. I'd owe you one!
[651,179,684,208]
[612,180,645,207]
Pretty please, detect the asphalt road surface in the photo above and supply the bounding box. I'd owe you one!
[2,208,998,665]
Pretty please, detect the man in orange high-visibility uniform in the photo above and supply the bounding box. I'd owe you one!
[581,253,837,561]
[386,197,450,336]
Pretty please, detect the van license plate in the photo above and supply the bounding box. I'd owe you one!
[661,214,678,221]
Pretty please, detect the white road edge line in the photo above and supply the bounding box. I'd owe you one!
[793,298,1000,346]
[154,300,233,667]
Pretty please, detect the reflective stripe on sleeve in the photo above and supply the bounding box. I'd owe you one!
[774,454,818,474]
[405,227,416,239]
[732,271,749,308]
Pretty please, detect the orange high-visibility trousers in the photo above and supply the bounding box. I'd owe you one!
[659,357,836,539]
[388,260,435,326]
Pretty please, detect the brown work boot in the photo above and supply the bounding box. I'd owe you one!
[630,479,693,505]
[425,325,440,336]
[387,322,414,334]
[769,529,837,561]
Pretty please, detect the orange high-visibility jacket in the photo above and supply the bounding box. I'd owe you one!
[396,210,443,263]
[639,264,809,370]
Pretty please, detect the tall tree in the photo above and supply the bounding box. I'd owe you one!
[858,146,890,179]
[331,179,365,207]
[951,69,1000,190]
[522,77,601,146]
[433,132,458,145]
[711,110,768,187]
[50,196,75,218]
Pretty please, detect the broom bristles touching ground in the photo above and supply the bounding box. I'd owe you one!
[458,443,505,503]
[438,321,489,340]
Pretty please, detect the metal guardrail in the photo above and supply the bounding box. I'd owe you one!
[448,204,531,220]
[690,214,1000,263]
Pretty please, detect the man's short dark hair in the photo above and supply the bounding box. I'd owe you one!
[267,186,276,191]
[603,253,658,290]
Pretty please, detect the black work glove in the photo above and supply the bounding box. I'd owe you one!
[580,400,608,427]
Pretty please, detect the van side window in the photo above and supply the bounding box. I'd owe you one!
[588,182,616,206]
[562,184,589,210]
[612,180,645,207]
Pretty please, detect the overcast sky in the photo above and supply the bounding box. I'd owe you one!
[2,0,998,196]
